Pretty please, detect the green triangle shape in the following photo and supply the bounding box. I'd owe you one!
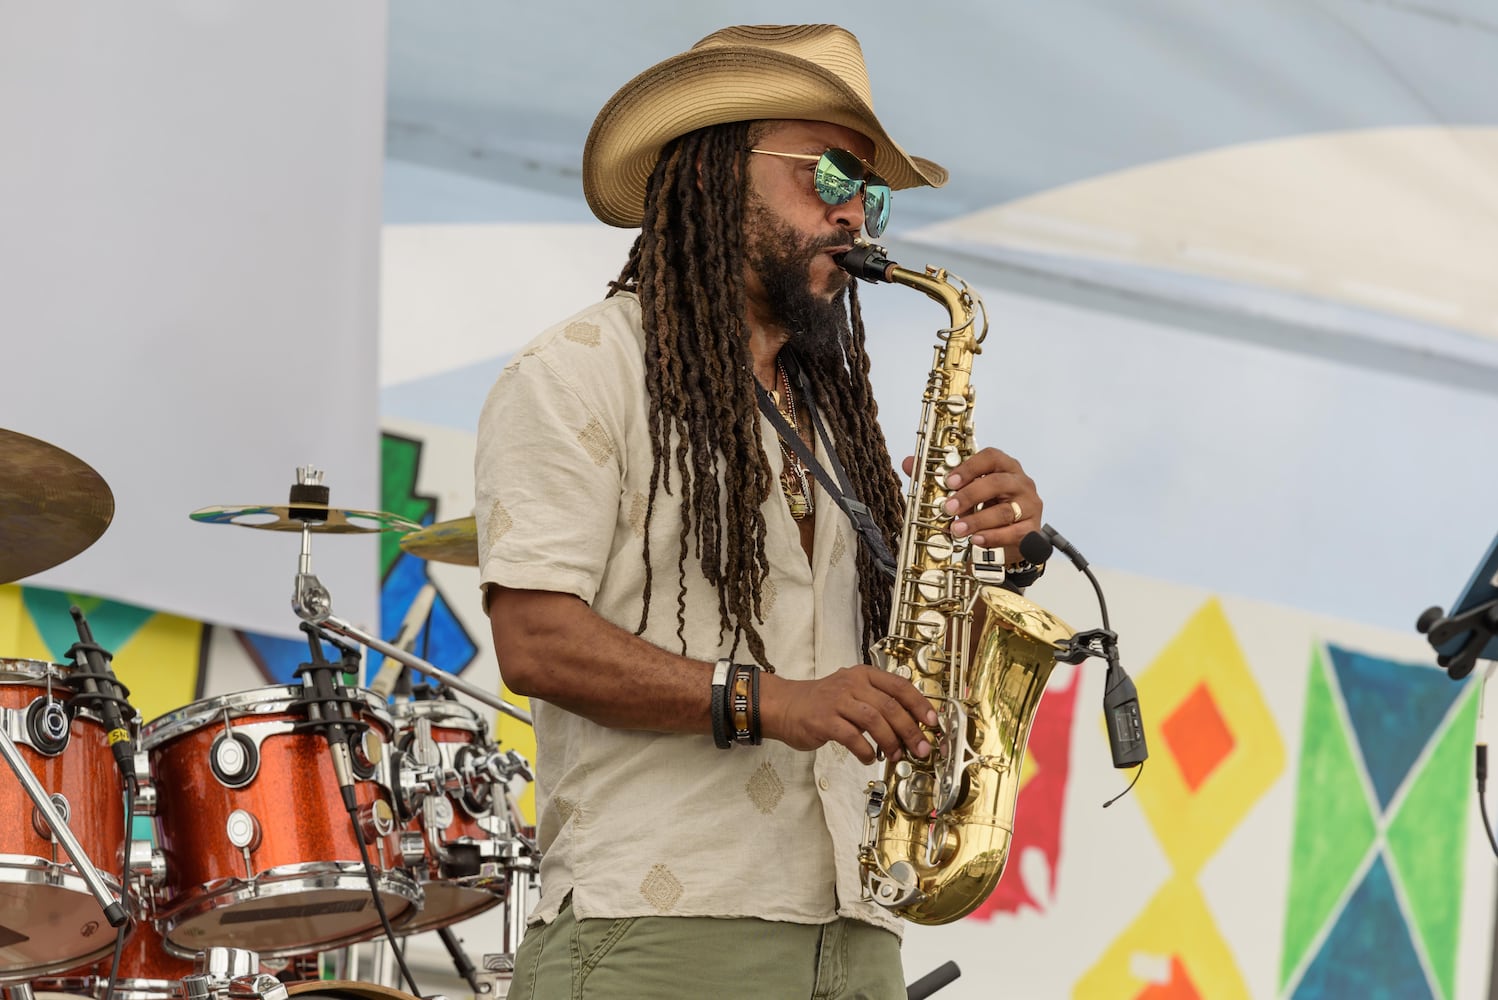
[20,588,155,662]
[1279,643,1379,989]
[381,432,437,580]
[1386,687,1478,1000]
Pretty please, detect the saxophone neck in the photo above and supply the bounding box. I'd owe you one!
[836,241,983,345]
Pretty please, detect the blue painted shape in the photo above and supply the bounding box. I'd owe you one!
[379,551,478,683]
[1292,854,1432,1000]
[1327,644,1465,812]
[237,630,350,686]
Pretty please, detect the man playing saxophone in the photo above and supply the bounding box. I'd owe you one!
[476,24,1047,999]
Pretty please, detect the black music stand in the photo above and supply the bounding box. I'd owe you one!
[1418,531,1498,681]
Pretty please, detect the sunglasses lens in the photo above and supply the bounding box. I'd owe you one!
[814,149,863,207]
[815,149,892,237]
[863,182,892,238]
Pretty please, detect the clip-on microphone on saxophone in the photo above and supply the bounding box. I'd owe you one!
[1416,529,1498,858]
[1023,526,1149,804]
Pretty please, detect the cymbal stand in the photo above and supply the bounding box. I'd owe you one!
[290,530,531,726]
[0,726,128,928]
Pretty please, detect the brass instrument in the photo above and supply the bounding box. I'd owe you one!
[841,244,1076,925]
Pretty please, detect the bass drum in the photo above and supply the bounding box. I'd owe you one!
[287,984,418,1000]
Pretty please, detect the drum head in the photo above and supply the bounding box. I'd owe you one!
[396,881,502,936]
[0,881,119,983]
[160,876,418,959]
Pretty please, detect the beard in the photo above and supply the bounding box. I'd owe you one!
[744,195,854,373]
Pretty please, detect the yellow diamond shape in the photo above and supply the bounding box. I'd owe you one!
[1124,599,1285,875]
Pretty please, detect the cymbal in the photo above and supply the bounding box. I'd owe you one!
[0,428,115,584]
[399,515,478,566]
[190,503,422,534]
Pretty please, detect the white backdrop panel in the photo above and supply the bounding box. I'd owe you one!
[0,2,387,637]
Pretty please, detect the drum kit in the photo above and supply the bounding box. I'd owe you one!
[0,430,532,1000]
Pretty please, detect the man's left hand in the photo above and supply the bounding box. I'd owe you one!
[901,447,1042,554]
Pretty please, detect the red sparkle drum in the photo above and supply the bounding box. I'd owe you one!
[140,686,419,958]
[0,659,128,982]
[391,699,510,934]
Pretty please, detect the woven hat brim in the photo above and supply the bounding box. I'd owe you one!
[584,46,949,228]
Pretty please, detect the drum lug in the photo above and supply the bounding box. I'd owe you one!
[129,838,167,887]
[24,695,72,755]
[132,749,157,815]
[358,797,397,843]
[210,731,260,788]
[31,792,69,840]
[225,807,261,879]
[399,829,427,868]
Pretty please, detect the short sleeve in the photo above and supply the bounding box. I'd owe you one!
[474,323,633,607]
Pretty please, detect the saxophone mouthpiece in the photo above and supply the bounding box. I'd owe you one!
[836,241,896,283]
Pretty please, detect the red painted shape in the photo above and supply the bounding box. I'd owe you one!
[970,666,1082,918]
[1133,956,1203,1000]
[1160,682,1235,792]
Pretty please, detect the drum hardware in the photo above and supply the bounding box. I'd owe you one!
[0,428,114,585]
[287,620,422,999]
[367,584,437,701]
[182,948,285,1000]
[434,929,485,996]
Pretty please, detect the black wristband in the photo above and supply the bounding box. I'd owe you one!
[749,662,762,746]
[710,658,732,750]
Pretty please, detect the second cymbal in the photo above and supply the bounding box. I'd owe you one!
[190,504,422,534]
[399,516,478,566]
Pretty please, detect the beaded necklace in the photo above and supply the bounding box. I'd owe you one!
[772,358,814,520]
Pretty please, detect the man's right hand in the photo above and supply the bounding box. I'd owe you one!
[760,665,937,765]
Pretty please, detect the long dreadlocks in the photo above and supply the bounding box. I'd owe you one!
[608,121,905,666]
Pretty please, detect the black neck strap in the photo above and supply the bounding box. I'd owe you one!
[754,352,897,579]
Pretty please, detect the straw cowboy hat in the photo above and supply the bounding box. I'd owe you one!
[583,24,949,228]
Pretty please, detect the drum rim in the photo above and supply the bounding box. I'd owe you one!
[139,685,394,749]
[0,657,74,684]
[155,866,420,959]
[388,698,485,734]
[0,925,119,985]
[0,855,125,892]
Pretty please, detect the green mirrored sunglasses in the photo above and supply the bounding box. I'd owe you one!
[748,147,893,238]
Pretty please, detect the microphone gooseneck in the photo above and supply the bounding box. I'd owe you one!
[1040,525,1150,782]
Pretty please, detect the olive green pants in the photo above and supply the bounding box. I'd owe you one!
[507,899,905,1000]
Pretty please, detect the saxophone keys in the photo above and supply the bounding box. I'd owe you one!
[921,533,955,561]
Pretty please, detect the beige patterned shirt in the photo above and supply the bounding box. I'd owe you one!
[475,292,899,935]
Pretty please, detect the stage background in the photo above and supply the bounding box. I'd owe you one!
[3,3,1496,997]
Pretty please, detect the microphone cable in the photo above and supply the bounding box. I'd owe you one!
[1022,527,1149,803]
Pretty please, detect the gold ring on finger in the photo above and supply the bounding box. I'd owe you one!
[1009,500,1023,524]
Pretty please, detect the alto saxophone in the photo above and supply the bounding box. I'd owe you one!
[840,243,1076,925]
